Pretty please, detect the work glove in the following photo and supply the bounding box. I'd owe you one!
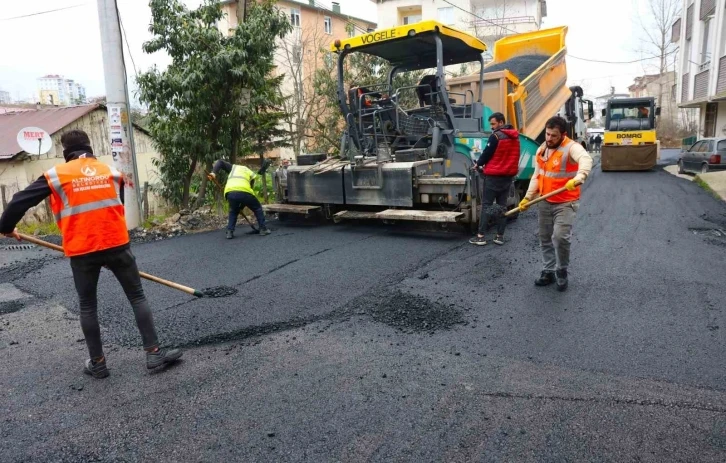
[518,198,530,212]
[565,179,579,191]
[207,173,216,181]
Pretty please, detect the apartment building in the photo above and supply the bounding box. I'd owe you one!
[37,75,86,106]
[372,0,546,53]
[219,0,376,160]
[673,0,726,137]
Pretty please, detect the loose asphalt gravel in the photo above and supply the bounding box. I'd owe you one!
[1,160,725,462]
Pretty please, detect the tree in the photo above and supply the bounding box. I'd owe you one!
[276,16,330,159]
[136,0,291,209]
[637,0,680,132]
[242,75,290,203]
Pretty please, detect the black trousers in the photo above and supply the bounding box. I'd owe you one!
[478,176,512,236]
[70,246,159,359]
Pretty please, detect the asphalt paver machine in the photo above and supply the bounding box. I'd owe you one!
[270,21,570,230]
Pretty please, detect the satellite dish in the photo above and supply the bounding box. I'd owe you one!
[17,126,52,155]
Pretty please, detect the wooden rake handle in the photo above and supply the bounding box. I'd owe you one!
[504,181,582,217]
[17,233,203,297]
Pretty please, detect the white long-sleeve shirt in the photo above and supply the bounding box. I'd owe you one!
[524,139,593,200]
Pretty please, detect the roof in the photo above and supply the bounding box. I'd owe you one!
[0,104,99,160]
[0,104,149,161]
[331,20,487,71]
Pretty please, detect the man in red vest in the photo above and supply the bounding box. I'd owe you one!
[519,116,593,291]
[0,130,182,378]
[469,112,520,246]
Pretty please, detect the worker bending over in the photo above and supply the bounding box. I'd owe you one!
[469,112,520,246]
[0,130,182,378]
[208,159,271,239]
[519,116,593,291]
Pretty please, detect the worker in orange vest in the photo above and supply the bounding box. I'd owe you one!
[518,116,593,291]
[0,130,182,378]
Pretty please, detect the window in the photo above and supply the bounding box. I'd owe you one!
[698,140,714,152]
[437,7,455,25]
[717,140,726,151]
[323,52,335,68]
[402,14,422,25]
[701,18,713,66]
[688,141,703,152]
[324,16,332,35]
[292,44,302,65]
[290,8,300,27]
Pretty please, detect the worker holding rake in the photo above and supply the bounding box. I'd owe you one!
[518,116,593,292]
[0,130,182,378]
[208,158,272,239]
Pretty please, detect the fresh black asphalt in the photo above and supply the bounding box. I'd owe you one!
[1,163,725,462]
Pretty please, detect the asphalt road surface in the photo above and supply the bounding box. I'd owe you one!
[1,163,725,462]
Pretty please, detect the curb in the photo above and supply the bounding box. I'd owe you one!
[694,173,726,202]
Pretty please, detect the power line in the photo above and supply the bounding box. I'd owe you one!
[568,49,678,64]
[440,0,519,35]
[0,3,88,21]
[116,9,138,79]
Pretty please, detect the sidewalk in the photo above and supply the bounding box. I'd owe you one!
[695,170,726,202]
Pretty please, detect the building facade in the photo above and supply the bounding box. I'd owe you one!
[219,0,376,161]
[674,0,726,137]
[372,0,546,55]
[37,75,87,106]
[0,90,11,105]
[628,72,677,123]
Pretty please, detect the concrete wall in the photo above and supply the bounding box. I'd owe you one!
[0,108,166,223]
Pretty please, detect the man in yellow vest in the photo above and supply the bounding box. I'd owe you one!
[208,159,271,239]
[518,116,593,291]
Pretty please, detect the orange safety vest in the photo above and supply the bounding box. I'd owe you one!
[44,157,129,257]
[536,136,580,204]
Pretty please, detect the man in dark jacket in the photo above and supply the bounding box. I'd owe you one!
[469,112,520,246]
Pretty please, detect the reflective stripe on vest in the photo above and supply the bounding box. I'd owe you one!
[45,158,129,257]
[224,165,255,195]
[536,138,580,203]
[46,167,70,209]
[46,167,123,221]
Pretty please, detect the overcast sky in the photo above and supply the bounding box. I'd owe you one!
[0,0,665,103]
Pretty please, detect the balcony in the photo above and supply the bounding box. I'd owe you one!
[694,69,710,100]
[671,18,681,43]
[681,73,690,102]
[717,56,726,97]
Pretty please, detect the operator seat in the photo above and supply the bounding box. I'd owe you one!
[416,75,457,107]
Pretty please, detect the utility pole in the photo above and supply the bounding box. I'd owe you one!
[97,0,142,229]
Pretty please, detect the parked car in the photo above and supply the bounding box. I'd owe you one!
[678,138,726,174]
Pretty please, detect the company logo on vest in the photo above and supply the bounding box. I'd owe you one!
[81,166,98,177]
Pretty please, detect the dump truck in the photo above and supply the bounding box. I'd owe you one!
[600,96,660,171]
[268,21,573,230]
